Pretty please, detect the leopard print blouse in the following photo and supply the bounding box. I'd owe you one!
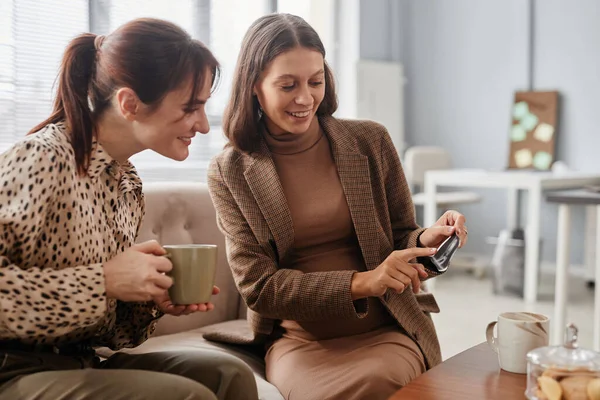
[0,122,160,350]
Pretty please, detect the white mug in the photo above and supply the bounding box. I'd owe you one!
[486,312,549,374]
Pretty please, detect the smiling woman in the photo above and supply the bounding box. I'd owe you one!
[0,17,258,400]
[207,13,469,400]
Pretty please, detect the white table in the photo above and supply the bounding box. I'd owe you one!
[423,169,600,302]
[546,189,600,349]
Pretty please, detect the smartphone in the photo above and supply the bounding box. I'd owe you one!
[429,234,460,273]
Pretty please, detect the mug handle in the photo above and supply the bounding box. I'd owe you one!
[486,321,499,353]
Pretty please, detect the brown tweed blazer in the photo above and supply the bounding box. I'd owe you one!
[207,116,443,368]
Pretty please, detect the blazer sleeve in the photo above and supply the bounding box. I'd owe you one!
[207,157,368,321]
[378,127,440,279]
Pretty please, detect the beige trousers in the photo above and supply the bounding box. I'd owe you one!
[0,349,258,400]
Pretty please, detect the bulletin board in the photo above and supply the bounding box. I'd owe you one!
[508,91,559,170]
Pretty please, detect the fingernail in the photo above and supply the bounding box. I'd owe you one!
[430,248,437,253]
[448,226,455,233]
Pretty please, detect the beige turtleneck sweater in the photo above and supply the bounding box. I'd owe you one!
[263,123,395,341]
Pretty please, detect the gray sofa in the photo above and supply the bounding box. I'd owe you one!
[111,182,283,400]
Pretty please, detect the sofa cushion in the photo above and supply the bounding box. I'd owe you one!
[201,319,268,346]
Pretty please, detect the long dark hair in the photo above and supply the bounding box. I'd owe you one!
[223,13,337,154]
[29,18,220,174]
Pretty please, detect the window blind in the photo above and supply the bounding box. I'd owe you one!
[0,0,88,151]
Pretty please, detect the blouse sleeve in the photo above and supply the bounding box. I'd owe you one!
[0,140,107,342]
[101,193,165,349]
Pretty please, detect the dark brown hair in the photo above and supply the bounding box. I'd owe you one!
[29,18,220,174]
[223,13,337,153]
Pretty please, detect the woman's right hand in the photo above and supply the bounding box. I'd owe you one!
[351,247,437,300]
[103,240,174,302]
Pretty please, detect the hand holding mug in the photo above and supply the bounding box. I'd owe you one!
[153,286,220,316]
[103,240,173,302]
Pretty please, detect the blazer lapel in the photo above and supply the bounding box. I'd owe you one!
[323,117,381,270]
[243,141,295,263]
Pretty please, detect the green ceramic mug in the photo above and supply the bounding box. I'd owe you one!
[163,244,218,305]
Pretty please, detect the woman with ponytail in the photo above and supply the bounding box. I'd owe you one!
[0,18,257,400]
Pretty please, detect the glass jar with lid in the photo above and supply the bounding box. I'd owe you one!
[526,324,600,399]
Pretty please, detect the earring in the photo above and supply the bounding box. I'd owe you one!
[255,96,263,119]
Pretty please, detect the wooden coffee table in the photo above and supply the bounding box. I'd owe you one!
[389,342,528,399]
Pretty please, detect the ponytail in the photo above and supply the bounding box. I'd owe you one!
[29,33,98,175]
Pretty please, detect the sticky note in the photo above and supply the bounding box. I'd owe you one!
[511,124,527,142]
[514,149,533,168]
[533,151,553,170]
[520,113,539,131]
[513,101,529,120]
[533,123,554,143]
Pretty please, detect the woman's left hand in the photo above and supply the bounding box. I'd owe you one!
[419,210,468,249]
[152,286,220,316]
